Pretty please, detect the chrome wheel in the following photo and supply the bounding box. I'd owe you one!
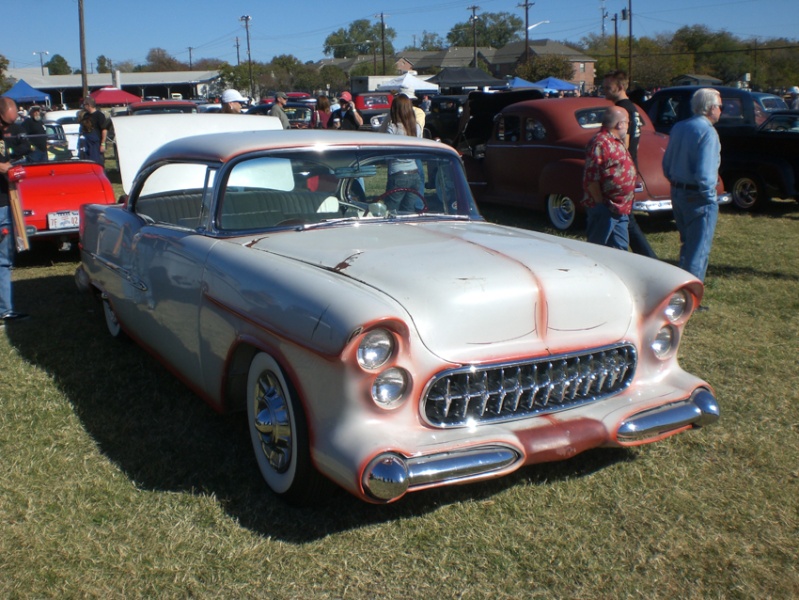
[102,296,124,338]
[730,175,764,210]
[546,194,577,231]
[247,353,297,494]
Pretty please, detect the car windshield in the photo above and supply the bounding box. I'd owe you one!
[217,147,478,231]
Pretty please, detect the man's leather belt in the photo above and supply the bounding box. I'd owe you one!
[671,181,700,191]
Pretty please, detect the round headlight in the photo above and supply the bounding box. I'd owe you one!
[357,329,394,370]
[372,368,408,407]
[665,291,689,322]
[652,326,675,359]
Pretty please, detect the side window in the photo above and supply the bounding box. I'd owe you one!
[656,96,681,128]
[496,115,521,142]
[135,163,213,228]
[719,97,744,121]
[525,118,547,141]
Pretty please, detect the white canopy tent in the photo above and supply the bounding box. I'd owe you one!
[376,73,439,93]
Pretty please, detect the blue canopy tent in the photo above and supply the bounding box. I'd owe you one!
[505,76,538,89]
[532,76,579,94]
[2,79,51,106]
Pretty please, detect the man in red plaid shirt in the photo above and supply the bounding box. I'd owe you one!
[582,106,638,250]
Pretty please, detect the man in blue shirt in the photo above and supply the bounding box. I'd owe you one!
[662,88,722,285]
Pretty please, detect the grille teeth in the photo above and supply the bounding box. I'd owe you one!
[423,345,637,427]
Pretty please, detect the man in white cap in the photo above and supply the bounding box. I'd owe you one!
[789,86,799,110]
[220,89,247,114]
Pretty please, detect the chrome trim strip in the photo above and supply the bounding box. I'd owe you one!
[616,389,720,442]
[362,445,521,501]
[407,445,521,487]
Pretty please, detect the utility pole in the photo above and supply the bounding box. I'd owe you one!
[613,14,619,70]
[518,1,533,64]
[621,0,632,84]
[33,51,49,75]
[240,16,253,100]
[187,47,193,71]
[78,0,88,100]
[467,5,479,68]
[235,38,241,66]
[600,0,608,38]
[374,13,388,75]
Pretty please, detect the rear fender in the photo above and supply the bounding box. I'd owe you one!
[539,158,585,203]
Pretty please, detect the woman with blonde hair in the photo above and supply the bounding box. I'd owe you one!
[382,94,423,213]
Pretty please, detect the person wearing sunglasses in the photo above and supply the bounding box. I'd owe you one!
[0,97,29,324]
[662,88,722,293]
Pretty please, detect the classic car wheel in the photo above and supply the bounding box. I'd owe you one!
[247,352,321,503]
[546,194,577,231]
[102,297,125,339]
[728,174,767,210]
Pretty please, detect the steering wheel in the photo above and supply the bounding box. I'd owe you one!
[377,187,427,212]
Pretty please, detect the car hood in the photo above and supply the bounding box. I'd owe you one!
[249,220,634,363]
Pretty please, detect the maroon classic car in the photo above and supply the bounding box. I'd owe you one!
[460,96,695,230]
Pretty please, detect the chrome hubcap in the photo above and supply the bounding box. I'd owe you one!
[548,195,575,230]
[252,373,292,473]
[733,178,757,208]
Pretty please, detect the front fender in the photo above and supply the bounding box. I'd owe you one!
[721,153,796,197]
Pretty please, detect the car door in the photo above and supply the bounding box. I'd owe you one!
[125,162,219,385]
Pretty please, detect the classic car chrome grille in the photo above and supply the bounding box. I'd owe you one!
[422,344,636,427]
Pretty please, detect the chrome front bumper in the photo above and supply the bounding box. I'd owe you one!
[361,389,719,502]
[634,192,732,213]
[616,389,720,442]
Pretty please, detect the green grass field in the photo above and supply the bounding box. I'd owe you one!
[2,199,798,599]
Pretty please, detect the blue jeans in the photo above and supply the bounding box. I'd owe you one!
[671,189,718,281]
[586,204,630,250]
[385,171,423,213]
[0,206,14,315]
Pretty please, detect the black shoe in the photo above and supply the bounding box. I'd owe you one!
[695,305,709,313]
[1,311,30,322]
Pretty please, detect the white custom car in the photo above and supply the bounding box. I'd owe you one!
[76,122,719,504]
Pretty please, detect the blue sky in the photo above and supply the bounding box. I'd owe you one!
[5,0,797,72]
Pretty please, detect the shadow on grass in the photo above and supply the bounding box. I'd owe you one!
[6,250,635,543]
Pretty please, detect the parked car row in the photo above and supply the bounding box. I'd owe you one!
[458,94,730,230]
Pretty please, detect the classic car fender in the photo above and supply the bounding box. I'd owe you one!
[539,158,585,201]
[720,152,796,197]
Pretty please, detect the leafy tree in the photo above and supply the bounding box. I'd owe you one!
[45,54,71,75]
[0,54,9,93]
[96,55,112,73]
[318,65,348,93]
[324,19,395,59]
[515,54,573,82]
[447,11,522,49]
[417,31,445,52]
[114,60,136,73]
[144,48,186,72]
[193,57,228,71]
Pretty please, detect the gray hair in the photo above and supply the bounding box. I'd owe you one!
[691,88,721,116]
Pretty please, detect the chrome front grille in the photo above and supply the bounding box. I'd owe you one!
[422,344,636,427]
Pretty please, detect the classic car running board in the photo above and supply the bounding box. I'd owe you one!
[616,389,720,443]
[363,445,521,502]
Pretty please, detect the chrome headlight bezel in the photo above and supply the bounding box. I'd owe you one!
[357,329,395,371]
[651,325,677,359]
[372,367,409,408]
[664,290,690,322]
